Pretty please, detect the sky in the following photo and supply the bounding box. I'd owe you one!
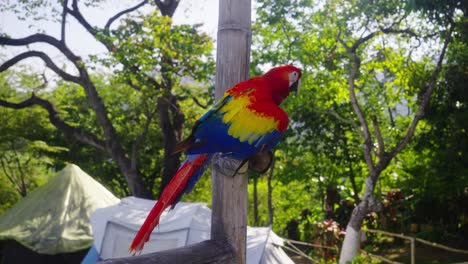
[0,0,221,78]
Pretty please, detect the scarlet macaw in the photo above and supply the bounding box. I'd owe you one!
[129,65,302,254]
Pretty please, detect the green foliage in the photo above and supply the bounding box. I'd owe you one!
[248,177,320,233]
[394,16,468,244]
[1,2,467,260]
[0,70,65,212]
[103,12,214,94]
[1,0,216,205]
[0,0,107,22]
[0,175,20,215]
[251,0,467,253]
[349,253,381,264]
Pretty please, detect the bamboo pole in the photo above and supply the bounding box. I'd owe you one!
[211,0,251,264]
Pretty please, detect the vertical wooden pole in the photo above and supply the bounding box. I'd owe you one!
[410,238,415,264]
[211,0,251,264]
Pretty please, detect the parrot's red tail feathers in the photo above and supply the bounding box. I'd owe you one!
[128,200,166,255]
[128,154,210,255]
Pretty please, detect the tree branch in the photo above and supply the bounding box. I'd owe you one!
[371,115,385,157]
[69,0,96,34]
[105,0,148,31]
[33,72,49,93]
[69,0,148,51]
[61,0,69,42]
[326,109,364,138]
[0,158,23,195]
[0,51,81,84]
[351,31,377,52]
[178,89,209,109]
[146,74,163,90]
[131,107,158,171]
[0,0,153,198]
[154,0,180,17]
[127,81,142,91]
[67,0,167,95]
[67,0,113,50]
[338,34,375,171]
[0,94,107,151]
[336,33,351,53]
[381,27,419,39]
[12,147,28,197]
[0,34,80,62]
[336,20,419,171]
[190,95,209,109]
[390,22,455,156]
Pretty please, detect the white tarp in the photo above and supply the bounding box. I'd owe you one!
[90,197,294,264]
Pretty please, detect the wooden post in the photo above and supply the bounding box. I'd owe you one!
[410,238,415,264]
[211,0,251,264]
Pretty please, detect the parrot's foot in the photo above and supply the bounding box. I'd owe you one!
[248,151,273,174]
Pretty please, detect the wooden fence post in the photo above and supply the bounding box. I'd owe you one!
[211,0,251,264]
[410,238,415,264]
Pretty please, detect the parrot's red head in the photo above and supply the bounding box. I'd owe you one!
[263,65,302,104]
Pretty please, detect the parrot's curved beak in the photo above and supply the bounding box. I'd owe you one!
[290,79,300,95]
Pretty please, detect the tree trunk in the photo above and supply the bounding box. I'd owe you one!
[267,155,275,226]
[81,69,154,198]
[325,185,340,219]
[117,164,153,199]
[211,0,251,263]
[253,175,259,225]
[339,162,388,263]
[157,93,184,195]
[337,19,453,263]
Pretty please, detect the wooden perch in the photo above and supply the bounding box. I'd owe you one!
[97,239,234,264]
[210,0,252,263]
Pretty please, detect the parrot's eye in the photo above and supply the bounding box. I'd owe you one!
[292,72,298,77]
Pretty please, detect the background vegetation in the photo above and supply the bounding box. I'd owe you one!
[1,0,467,262]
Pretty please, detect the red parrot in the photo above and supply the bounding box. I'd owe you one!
[129,65,302,254]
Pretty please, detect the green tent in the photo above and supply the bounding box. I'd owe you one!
[0,164,120,256]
